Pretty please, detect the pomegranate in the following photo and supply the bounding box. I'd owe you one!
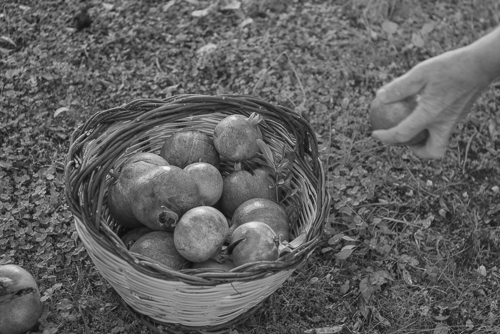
[184,162,223,206]
[130,231,189,270]
[0,265,43,334]
[220,165,276,217]
[229,222,280,267]
[107,152,169,228]
[213,113,263,161]
[121,226,153,249]
[174,206,228,262]
[129,165,201,230]
[369,95,429,146]
[232,198,290,241]
[160,130,220,169]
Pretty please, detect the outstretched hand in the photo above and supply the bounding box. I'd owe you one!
[371,46,492,159]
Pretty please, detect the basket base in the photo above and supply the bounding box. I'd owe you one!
[119,292,271,334]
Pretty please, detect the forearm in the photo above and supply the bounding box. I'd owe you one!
[467,26,500,83]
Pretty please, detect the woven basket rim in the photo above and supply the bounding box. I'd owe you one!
[65,94,331,284]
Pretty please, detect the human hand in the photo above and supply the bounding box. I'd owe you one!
[371,46,492,159]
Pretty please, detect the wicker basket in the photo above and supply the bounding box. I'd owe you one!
[64,94,330,333]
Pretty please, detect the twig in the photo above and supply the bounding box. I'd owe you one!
[379,217,422,228]
[461,128,479,174]
[435,258,462,294]
[353,201,402,208]
[79,303,91,334]
[282,52,306,108]
[362,0,374,33]
[385,320,418,334]
[155,57,163,72]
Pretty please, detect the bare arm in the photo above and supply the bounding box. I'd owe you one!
[470,26,500,83]
[372,26,500,159]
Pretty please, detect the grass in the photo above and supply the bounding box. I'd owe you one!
[0,0,499,333]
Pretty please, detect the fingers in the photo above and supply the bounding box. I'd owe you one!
[376,67,426,104]
[408,129,451,159]
[373,127,448,159]
[372,110,452,159]
[371,103,430,145]
[371,99,453,159]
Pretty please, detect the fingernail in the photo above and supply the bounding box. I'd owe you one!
[376,89,387,103]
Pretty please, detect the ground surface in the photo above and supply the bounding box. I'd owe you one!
[1,0,499,333]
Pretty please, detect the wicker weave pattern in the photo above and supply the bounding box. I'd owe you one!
[65,95,330,332]
[76,217,291,327]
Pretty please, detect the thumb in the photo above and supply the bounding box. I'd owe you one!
[376,67,426,104]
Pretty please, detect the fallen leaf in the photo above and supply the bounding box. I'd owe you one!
[339,280,350,294]
[421,22,435,35]
[220,0,240,10]
[5,69,21,79]
[309,277,319,284]
[476,265,486,276]
[381,20,398,34]
[359,277,377,301]
[102,3,114,10]
[321,247,333,254]
[54,107,69,117]
[328,233,344,245]
[239,17,253,28]
[42,73,54,81]
[357,297,370,318]
[402,268,413,285]
[163,1,176,12]
[488,118,498,139]
[0,161,13,169]
[0,36,16,47]
[412,33,425,47]
[196,43,217,55]
[160,84,180,95]
[399,254,419,267]
[334,246,354,260]
[192,1,218,17]
[369,270,393,285]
